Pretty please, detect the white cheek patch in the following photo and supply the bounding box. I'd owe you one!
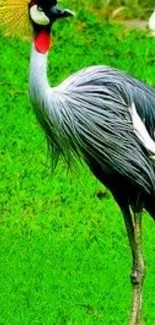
[30,5,50,26]
[130,102,155,159]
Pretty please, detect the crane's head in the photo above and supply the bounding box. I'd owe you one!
[29,0,74,27]
[28,0,74,53]
[0,0,74,49]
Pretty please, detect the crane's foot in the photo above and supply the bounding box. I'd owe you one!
[128,211,145,325]
[128,268,144,325]
[121,204,145,325]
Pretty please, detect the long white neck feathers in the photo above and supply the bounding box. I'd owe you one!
[29,45,51,107]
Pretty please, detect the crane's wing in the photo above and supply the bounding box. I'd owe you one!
[105,67,155,158]
[119,70,155,143]
[130,102,155,159]
[48,65,155,194]
[60,64,155,147]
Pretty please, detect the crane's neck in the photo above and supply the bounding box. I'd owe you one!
[29,44,51,107]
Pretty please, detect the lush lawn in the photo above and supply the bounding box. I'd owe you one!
[1,11,155,325]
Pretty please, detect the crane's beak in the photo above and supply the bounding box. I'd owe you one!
[50,5,75,24]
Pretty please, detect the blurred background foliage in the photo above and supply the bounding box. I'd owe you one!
[66,0,155,19]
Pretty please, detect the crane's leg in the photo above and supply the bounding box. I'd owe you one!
[129,211,145,325]
[122,207,145,325]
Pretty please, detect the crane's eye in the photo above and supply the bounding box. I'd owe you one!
[38,6,43,12]
[30,4,50,26]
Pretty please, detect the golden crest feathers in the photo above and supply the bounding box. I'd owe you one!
[0,0,31,39]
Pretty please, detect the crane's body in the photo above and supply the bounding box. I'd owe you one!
[30,45,155,218]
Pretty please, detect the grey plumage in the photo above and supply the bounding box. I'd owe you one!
[29,46,155,195]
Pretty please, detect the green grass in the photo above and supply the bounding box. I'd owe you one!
[1,11,155,325]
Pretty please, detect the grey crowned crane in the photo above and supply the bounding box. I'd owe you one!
[1,0,155,324]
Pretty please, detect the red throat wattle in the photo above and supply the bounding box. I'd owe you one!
[34,30,51,54]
